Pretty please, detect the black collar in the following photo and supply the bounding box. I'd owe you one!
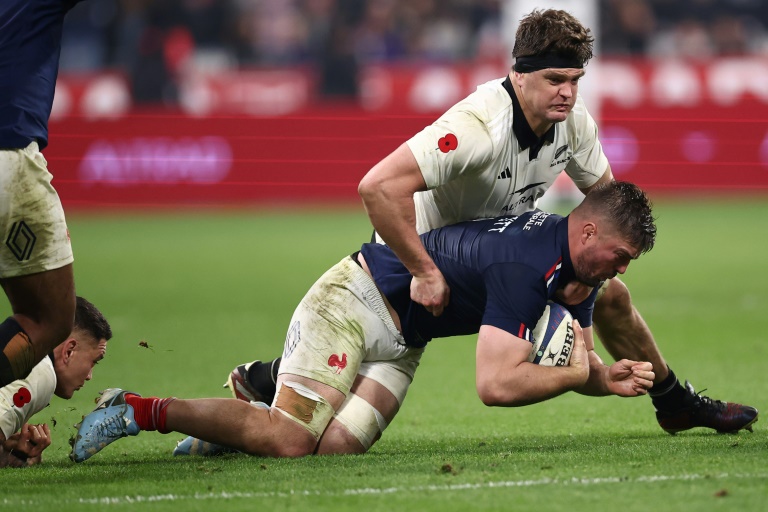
[502,75,555,160]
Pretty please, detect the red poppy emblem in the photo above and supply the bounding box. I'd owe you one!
[437,133,458,153]
[13,387,31,408]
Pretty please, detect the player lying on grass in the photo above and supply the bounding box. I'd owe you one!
[230,8,758,435]
[1,297,111,467]
[71,181,656,462]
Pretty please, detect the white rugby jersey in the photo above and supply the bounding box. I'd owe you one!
[0,356,55,438]
[406,76,608,233]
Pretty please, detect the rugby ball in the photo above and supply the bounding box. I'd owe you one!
[528,302,574,367]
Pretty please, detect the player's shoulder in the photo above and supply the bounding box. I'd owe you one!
[445,78,512,123]
[0,357,56,437]
[564,94,596,128]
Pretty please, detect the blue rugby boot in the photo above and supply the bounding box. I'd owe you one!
[173,437,237,456]
[70,388,141,462]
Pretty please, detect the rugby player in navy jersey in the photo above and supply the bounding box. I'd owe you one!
[0,1,87,387]
[230,8,758,435]
[71,181,657,461]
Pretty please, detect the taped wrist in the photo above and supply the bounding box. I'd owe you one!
[9,448,29,463]
[0,317,35,386]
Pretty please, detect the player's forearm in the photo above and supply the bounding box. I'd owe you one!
[477,364,586,407]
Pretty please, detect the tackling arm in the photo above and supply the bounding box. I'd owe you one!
[358,143,450,316]
[578,163,614,196]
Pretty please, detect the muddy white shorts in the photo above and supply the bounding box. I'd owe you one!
[278,255,423,404]
[0,142,73,278]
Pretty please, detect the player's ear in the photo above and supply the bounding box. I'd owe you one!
[61,338,77,364]
[582,222,596,244]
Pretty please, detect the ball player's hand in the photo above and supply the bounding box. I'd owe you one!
[606,360,655,397]
[411,268,450,316]
[567,320,590,385]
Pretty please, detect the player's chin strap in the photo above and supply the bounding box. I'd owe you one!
[513,52,584,73]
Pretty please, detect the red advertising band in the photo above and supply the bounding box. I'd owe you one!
[513,52,584,72]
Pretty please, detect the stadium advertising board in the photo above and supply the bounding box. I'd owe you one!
[47,58,768,208]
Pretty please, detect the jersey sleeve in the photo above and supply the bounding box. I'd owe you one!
[0,357,56,439]
[563,96,609,189]
[481,262,548,342]
[556,284,599,329]
[406,109,494,190]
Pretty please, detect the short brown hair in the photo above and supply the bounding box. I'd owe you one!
[577,181,657,255]
[513,9,595,67]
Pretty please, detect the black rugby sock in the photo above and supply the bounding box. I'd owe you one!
[246,357,281,393]
[649,366,688,412]
[0,317,35,386]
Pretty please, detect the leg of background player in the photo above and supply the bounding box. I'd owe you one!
[593,277,757,434]
[0,264,75,385]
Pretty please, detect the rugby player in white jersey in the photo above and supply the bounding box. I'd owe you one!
[1,297,110,467]
[228,9,757,436]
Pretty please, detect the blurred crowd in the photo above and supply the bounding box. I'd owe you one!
[61,0,768,102]
[600,0,768,57]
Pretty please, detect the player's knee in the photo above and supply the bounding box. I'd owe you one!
[326,393,388,453]
[594,278,632,319]
[269,380,336,457]
[49,316,74,348]
[253,435,316,458]
[50,294,76,339]
[317,420,369,455]
[32,294,76,353]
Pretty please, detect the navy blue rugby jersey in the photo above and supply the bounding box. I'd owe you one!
[360,210,598,348]
[0,0,85,149]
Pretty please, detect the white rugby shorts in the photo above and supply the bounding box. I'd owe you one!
[0,142,73,278]
[278,256,423,405]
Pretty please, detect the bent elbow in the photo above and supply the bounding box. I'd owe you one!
[358,172,379,203]
[477,381,529,408]
[476,383,510,407]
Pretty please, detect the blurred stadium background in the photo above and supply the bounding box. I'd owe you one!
[50,0,768,210]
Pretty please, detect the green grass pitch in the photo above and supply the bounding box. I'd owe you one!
[1,198,766,511]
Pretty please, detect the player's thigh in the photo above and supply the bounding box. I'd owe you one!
[0,143,73,280]
[277,259,372,396]
[278,256,409,397]
[275,257,391,439]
